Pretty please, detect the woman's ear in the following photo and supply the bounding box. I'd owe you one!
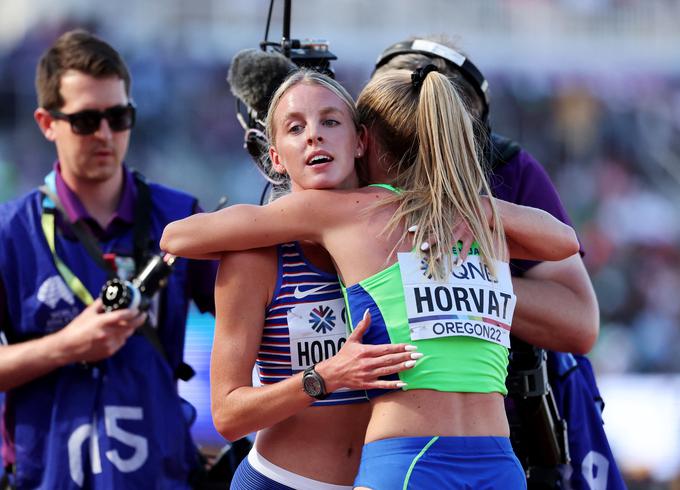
[269,146,287,175]
[361,127,390,184]
[354,124,368,159]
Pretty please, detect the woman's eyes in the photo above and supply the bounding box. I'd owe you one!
[286,119,340,133]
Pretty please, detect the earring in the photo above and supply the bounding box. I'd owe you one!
[355,151,363,158]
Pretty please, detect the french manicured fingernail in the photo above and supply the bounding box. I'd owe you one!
[410,352,424,360]
[396,382,408,388]
[420,241,430,251]
[363,308,370,321]
[405,345,418,351]
[408,225,418,233]
[454,257,462,267]
[404,360,417,368]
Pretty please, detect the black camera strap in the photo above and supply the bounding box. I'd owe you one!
[130,171,152,274]
[489,133,521,170]
[130,172,195,382]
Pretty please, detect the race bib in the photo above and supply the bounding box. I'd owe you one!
[398,252,516,347]
[287,299,347,371]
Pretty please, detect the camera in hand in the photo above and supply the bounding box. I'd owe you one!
[100,254,175,312]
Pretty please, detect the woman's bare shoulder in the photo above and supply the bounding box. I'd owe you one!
[273,186,392,213]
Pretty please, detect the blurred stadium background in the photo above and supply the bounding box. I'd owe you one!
[1,1,679,488]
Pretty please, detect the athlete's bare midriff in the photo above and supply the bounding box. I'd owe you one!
[256,403,372,485]
[365,389,509,443]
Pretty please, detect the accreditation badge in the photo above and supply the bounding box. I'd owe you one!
[398,252,516,347]
[286,298,347,371]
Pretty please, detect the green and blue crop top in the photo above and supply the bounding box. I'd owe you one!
[342,184,515,395]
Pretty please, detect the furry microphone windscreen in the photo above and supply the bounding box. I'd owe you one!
[227,48,297,118]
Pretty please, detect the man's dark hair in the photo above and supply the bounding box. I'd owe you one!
[35,29,131,110]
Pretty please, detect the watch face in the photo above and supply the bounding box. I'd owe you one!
[303,374,322,396]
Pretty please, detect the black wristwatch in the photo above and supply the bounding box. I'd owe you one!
[302,365,329,400]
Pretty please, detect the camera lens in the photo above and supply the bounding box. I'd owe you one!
[100,278,141,311]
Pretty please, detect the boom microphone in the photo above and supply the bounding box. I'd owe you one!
[227,48,296,119]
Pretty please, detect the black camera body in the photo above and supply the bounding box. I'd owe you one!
[269,38,336,77]
[261,0,337,77]
[100,254,175,312]
[506,339,570,488]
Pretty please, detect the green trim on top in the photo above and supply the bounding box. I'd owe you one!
[367,183,400,193]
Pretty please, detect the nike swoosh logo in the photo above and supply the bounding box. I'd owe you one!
[293,284,330,299]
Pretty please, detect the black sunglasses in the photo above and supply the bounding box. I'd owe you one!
[49,103,136,135]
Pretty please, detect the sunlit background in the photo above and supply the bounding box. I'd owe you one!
[1,1,680,488]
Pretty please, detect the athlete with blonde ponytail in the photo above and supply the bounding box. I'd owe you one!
[359,64,507,280]
[161,67,578,489]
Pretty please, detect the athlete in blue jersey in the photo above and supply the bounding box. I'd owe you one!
[205,72,419,489]
[372,37,625,489]
[0,30,216,489]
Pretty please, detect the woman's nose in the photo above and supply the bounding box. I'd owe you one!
[306,125,323,144]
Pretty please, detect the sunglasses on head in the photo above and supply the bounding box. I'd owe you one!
[49,103,136,135]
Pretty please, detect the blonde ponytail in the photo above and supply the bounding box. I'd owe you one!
[358,68,506,279]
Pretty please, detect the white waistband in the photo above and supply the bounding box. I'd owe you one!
[248,447,353,490]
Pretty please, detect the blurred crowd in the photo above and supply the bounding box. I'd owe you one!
[489,72,680,374]
[1,20,679,377]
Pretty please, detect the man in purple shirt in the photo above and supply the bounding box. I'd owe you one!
[373,38,626,489]
[0,30,216,489]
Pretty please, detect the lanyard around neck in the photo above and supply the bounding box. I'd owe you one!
[39,171,115,306]
[40,210,95,306]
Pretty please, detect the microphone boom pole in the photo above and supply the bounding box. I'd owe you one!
[282,0,292,58]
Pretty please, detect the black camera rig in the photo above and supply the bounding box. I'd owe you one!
[98,252,196,382]
[260,0,337,76]
[506,338,571,488]
[100,254,175,312]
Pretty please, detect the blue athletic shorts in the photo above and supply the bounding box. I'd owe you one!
[354,436,527,490]
[230,448,353,490]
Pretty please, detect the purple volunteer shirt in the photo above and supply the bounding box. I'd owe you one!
[55,161,136,240]
[489,148,583,276]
